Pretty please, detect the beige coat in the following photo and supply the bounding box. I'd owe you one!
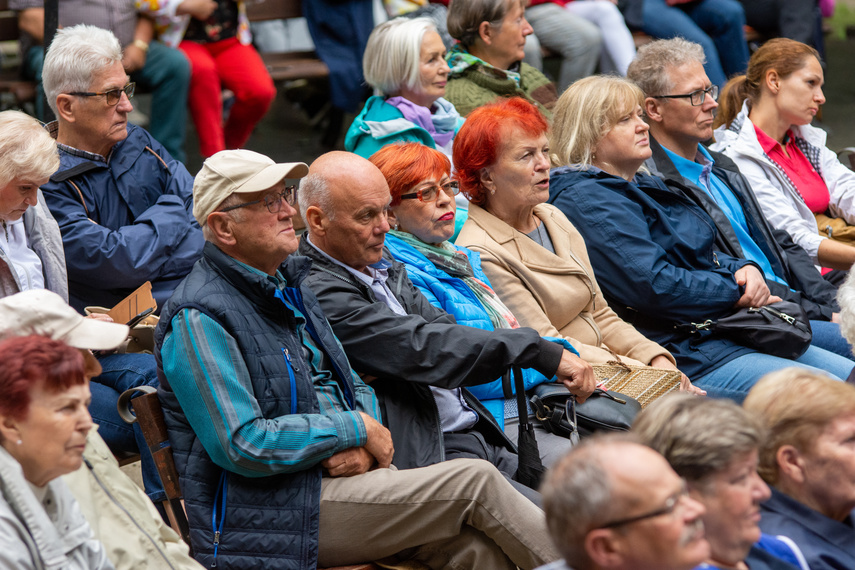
[62,428,203,570]
[457,203,673,366]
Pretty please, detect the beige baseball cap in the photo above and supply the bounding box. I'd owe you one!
[0,290,130,350]
[192,149,309,225]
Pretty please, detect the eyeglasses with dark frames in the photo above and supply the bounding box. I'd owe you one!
[218,186,297,215]
[599,481,689,529]
[67,83,136,106]
[651,85,718,106]
[399,180,459,203]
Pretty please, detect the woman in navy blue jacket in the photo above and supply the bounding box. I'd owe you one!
[547,75,853,401]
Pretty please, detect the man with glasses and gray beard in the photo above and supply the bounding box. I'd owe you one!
[539,435,710,570]
[39,24,202,312]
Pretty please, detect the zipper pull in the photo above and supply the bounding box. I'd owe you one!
[712,252,720,267]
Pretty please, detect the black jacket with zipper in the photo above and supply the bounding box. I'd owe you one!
[297,238,563,470]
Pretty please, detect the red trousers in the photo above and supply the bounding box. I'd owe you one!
[180,37,276,157]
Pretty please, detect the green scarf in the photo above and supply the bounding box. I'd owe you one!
[446,44,522,86]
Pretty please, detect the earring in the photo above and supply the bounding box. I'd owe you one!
[393,222,399,231]
[16,440,22,445]
[592,153,596,161]
[489,188,496,196]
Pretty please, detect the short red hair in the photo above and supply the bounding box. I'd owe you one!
[453,97,549,206]
[369,142,451,205]
[0,335,93,422]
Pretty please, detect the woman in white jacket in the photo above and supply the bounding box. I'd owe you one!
[711,38,855,273]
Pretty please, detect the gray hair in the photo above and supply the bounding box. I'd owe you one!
[633,393,763,487]
[627,38,707,98]
[447,0,517,49]
[363,17,437,96]
[298,173,335,224]
[542,435,638,568]
[0,111,59,188]
[42,24,123,116]
[838,270,855,351]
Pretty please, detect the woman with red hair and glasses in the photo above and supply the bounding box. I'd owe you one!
[0,335,112,569]
[372,141,577,464]
[454,97,695,388]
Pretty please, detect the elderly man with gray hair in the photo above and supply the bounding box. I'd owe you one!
[633,394,809,570]
[627,38,852,364]
[38,24,203,313]
[539,434,710,570]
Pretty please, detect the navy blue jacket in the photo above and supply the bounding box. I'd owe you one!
[42,124,203,311]
[548,167,755,378]
[646,136,838,320]
[155,243,357,568]
[760,486,855,570]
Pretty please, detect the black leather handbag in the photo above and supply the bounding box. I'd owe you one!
[530,383,642,438]
[685,301,812,360]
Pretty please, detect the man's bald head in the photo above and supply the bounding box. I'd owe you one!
[300,151,388,221]
[302,151,393,273]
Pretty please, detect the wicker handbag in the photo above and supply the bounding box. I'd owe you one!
[591,360,681,409]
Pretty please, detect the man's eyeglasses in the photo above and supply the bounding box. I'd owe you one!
[400,181,459,203]
[219,186,297,214]
[599,481,689,529]
[67,83,136,106]
[651,85,718,106]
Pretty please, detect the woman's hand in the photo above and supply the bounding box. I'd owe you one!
[733,265,782,308]
[650,354,706,396]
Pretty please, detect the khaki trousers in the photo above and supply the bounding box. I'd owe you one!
[318,458,559,569]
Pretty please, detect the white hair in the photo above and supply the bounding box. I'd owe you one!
[298,173,335,224]
[838,270,855,354]
[42,24,123,116]
[362,17,437,96]
[0,110,59,187]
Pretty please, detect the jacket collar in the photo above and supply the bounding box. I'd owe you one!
[49,124,147,183]
[763,486,855,548]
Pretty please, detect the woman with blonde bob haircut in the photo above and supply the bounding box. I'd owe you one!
[743,370,855,570]
[344,17,464,163]
[547,75,853,401]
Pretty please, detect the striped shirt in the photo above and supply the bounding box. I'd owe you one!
[161,263,381,478]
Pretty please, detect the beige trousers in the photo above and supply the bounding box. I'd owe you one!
[318,458,559,570]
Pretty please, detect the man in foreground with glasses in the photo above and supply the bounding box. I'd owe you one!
[296,151,595,505]
[539,435,710,570]
[155,148,561,569]
[627,38,851,362]
[39,24,203,312]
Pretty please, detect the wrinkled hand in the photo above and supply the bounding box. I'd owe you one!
[86,313,114,322]
[122,44,147,73]
[360,412,394,469]
[321,447,375,477]
[554,350,596,403]
[177,0,217,19]
[733,265,781,308]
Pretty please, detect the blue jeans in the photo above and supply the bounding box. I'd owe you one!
[91,352,164,503]
[810,320,855,360]
[640,0,750,87]
[24,42,190,164]
[694,345,855,403]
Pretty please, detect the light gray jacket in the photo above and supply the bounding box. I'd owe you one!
[0,446,113,570]
[0,189,68,301]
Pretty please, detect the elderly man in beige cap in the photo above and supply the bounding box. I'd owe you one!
[0,289,203,570]
[154,149,560,569]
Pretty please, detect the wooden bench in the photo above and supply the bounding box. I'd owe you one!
[245,0,329,84]
[119,386,379,570]
[0,0,36,107]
